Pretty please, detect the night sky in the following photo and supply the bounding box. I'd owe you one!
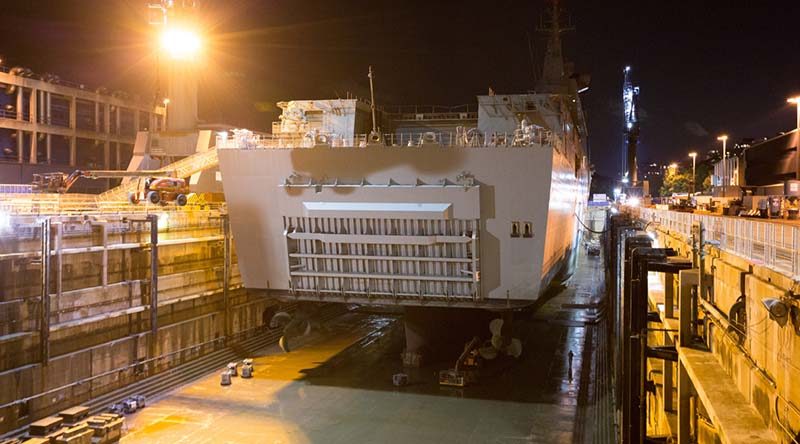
[1,0,798,177]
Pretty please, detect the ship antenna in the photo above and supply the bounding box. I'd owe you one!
[535,0,574,93]
[368,66,379,137]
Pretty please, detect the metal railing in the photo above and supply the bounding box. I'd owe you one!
[217,129,560,150]
[382,104,477,115]
[0,193,225,216]
[0,184,33,194]
[635,207,800,279]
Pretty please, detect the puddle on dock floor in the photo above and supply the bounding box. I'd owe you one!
[121,248,607,444]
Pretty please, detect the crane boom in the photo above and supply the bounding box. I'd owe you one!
[32,170,176,194]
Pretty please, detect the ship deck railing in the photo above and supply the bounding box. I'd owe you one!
[217,129,561,150]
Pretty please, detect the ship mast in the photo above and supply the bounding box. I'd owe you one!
[368,66,379,136]
[536,0,573,93]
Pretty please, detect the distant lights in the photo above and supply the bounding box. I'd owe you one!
[787,96,800,104]
[717,134,728,142]
[625,66,631,72]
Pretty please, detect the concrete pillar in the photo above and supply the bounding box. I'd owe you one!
[677,362,691,442]
[664,272,675,319]
[664,340,674,412]
[16,130,23,163]
[29,133,38,164]
[55,223,62,321]
[678,269,699,347]
[30,89,37,123]
[69,97,77,129]
[46,134,51,164]
[115,106,121,135]
[101,223,108,287]
[29,89,38,163]
[166,61,199,131]
[104,104,111,168]
[69,137,76,167]
[45,91,52,125]
[16,86,23,120]
[134,109,141,132]
[223,215,231,339]
[104,103,110,135]
[40,218,51,366]
[94,101,100,132]
[148,215,159,360]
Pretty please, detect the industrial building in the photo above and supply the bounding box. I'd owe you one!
[0,65,165,191]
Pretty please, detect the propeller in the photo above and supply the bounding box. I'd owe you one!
[478,318,523,360]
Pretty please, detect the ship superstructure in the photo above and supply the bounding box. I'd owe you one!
[217,2,590,309]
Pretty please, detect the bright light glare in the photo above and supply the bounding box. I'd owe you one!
[160,28,202,60]
[622,177,629,184]
[157,213,169,230]
[717,134,728,141]
[788,97,800,104]
[0,210,10,232]
[627,197,641,207]
[688,152,697,158]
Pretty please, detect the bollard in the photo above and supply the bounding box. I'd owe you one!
[220,370,232,386]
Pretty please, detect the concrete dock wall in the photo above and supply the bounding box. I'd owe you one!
[640,219,792,443]
[0,211,277,435]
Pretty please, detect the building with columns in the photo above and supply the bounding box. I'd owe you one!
[0,64,165,191]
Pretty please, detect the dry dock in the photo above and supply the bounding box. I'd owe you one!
[119,240,612,444]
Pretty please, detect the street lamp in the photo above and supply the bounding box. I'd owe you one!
[689,152,697,194]
[717,135,728,197]
[789,97,800,179]
[788,96,800,132]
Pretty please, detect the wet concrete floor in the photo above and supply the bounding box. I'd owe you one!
[121,245,609,444]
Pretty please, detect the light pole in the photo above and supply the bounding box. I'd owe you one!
[788,96,800,131]
[789,97,800,179]
[689,152,697,194]
[162,98,170,131]
[717,135,728,197]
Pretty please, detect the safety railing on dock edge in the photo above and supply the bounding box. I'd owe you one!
[633,207,800,279]
[0,193,226,216]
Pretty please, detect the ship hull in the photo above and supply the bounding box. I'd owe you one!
[219,142,588,308]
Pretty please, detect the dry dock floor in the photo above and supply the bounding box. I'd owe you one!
[121,246,608,444]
